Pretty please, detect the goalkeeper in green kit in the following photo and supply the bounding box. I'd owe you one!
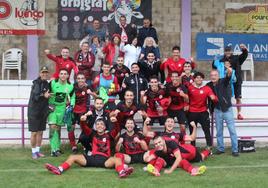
[48,69,75,157]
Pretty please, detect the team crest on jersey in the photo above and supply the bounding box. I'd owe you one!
[82,91,85,95]
[171,135,175,139]
[121,73,124,77]
[159,95,163,99]
[200,90,204,94]
[131,79,135,84]
[176,88,181,92]
[139,78,143,83]
[103,138,106,142]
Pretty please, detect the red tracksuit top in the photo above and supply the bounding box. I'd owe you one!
[188,84,218,113]
[46,54,78,79]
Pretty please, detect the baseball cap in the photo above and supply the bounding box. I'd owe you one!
[40,66,49,73]
[224,46,232,52]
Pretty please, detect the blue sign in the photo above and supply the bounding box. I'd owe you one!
[196,33,268,62]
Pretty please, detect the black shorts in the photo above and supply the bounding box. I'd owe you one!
[83,154,108,167]
[167,109,187,125]
[72,113,83,125]
[28,116,47,132]
[234,82,242,99]
[190,148,202,163]
[187,111,210,128]
[129,152,145,164]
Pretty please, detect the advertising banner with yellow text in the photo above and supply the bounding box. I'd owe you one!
[226,3,268,33]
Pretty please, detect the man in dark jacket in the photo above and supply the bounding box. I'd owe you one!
[138,52,165,83]
[215,44,248,120]
[122,63,148,105]
[28,66,50,159]
[207,68,239,157]
[137,18,158,46]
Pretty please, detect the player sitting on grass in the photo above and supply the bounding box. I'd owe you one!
[45,119,134,178]
[145,136,207,176]
[115,118,152,166]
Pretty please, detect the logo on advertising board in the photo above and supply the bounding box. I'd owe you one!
[0,0,45,35]
[196,33,268,62]
[0,1,12,19]
[15,0,44,26]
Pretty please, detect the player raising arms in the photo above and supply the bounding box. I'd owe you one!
[45,119,134,178]
[45,47,78,80]
[143,117,196,145]
[110,90,147,130]
[142,76,171,126]
[115,118,151,166]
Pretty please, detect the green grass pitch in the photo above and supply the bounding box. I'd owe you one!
[0,146,268,188]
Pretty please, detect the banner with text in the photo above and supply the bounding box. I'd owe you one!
[58,0,152,40]
[0,0,45,35]
[196,33,268,62]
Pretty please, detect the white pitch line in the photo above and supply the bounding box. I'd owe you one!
[1,165,268,172]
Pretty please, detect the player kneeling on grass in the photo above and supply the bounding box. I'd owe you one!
[146,136,207,176]
[45,119,134,178]
[115,118,152,165]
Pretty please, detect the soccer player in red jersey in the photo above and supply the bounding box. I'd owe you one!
[92,62,120,111]
[145,136,207,176]
[165,71,189,133]
[69,73,96,153]
[111,90,147,130]
[160,46,186,83]
[44,47,78,80]
[181,61,195,87]
[142,76,171,126]
[115,118,151,165]
[45,119,134,178]
[187,72,218,148]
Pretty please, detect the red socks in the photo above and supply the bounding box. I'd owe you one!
[154,157,166,172]
[59,162,70,172]
[68,131,76,147]
[201,149,210,160]
[179,159,193,173]
[115,153,125,173]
